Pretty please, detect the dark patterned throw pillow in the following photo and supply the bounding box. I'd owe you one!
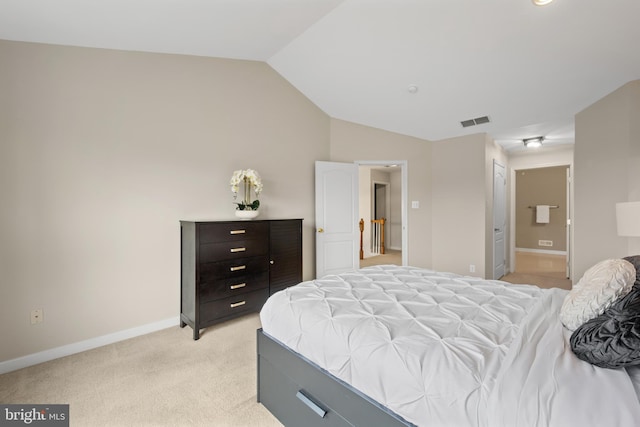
[570,282,640,368]
[624,255,640,281]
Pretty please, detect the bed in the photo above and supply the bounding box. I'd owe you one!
[257,264,640,427]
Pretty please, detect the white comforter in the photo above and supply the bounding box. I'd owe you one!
[260,265,640,427]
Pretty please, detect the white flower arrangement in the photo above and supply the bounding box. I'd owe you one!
[230,169,263,210]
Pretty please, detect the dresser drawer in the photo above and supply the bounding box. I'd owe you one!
[200,288,269,323]
[199,256,269,281]
[199,238,268,262]
[197,222,268,244]
[199,270,269,302]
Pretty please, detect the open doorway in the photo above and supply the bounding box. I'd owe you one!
[505,165,572,289]
[357,162,406,268]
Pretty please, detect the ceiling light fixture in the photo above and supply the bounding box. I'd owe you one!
[407,85,418,94]
[523,136,544,148]
[532,0,554,6]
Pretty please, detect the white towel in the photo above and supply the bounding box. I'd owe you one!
[536,205,550,223]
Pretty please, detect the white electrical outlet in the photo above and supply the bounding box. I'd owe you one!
[411,201,420,209]
[469,264,476,273]
[31,309,43,325]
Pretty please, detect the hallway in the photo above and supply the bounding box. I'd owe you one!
[501,251,572,290]
[359,249,402,268]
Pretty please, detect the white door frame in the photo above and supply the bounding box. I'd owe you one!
[509,162,573,280]
[356,160,408,266]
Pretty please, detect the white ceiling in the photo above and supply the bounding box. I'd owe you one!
[2,0,639,152]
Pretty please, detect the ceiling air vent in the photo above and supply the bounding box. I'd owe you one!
[460,116,491,128]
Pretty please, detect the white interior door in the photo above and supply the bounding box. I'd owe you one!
[315,161,359,278]
[493,160,506,279]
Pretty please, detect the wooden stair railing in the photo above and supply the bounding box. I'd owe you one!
[359,219,364,260]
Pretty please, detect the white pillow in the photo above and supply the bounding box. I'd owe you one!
[560,259,636,331]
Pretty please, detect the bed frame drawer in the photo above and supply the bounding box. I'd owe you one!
[259,357,351,427]
[257,329,412,427]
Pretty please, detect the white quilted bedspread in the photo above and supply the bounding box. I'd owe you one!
[260,265,640,427]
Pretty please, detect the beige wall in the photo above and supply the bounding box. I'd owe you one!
[430,134,508,279]
[509,146,574,171]
[0,40,329,363]
[574,80,640,278]
[515,166,568,251]
[329,119,432,268]
[432,134,487,277]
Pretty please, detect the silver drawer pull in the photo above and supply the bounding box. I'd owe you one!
[230,283,246,290]
[230,301,246,308]
[296,391,327,418]
[230,265,246,272]
[230,247,246,253]
[229,229,246,235]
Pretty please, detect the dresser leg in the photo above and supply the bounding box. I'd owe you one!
[193,328,200,340]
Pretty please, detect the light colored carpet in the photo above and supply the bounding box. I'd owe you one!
[358,250,572,290]
[502,251,572,290]
[0,314,283,427]
[500,272,572,290]
[359,249,402,268]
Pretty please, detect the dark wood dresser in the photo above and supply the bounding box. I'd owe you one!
[180,219,302,340]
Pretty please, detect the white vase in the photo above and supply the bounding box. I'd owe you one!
[235,210,259,220]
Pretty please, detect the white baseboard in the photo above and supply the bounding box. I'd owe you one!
[0,316,180,375]
[516,247,567,256]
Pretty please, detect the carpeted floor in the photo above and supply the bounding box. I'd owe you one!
[0,314,282,427]
[502,251,572,290]
[359,250,572,290]
[500,271,572,290]
[0,252,571,426]
[359,249,402,268]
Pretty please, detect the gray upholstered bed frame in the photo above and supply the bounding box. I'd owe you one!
[257,328,414,427]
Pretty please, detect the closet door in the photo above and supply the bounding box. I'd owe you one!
[269,219,303,295]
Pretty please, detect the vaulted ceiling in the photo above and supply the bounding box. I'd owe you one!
[2,0,639,152]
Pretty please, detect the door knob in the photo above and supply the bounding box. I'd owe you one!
[317,228,324,233]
